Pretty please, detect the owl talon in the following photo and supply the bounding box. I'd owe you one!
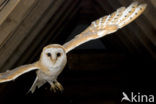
[50,84,57,93]
[55,82,64,92]
[49,81,63,92]
[50,82,56,92]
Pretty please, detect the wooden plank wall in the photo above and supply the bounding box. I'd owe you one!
[0,0,38,71]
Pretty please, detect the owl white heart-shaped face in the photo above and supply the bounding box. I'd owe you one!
[40,44,67,69]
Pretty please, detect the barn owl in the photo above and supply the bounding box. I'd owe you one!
[0,2,147,93]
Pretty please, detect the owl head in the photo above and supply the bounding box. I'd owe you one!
[40,44,67,68]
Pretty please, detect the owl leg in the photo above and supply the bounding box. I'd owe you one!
[54,80,64,92]
[49,80,63,92]
[49,82,57,92]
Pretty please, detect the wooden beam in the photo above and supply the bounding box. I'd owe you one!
[0,0,20,26]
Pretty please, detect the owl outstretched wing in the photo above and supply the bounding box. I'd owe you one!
[0,62,39,83]
[63,2,147,53]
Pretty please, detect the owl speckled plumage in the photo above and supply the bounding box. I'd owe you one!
[0,2,147,93]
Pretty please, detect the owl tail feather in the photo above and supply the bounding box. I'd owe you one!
[28,76,46,93]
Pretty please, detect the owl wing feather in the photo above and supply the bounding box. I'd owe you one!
[63,2,147,53]
[0,62,39,83]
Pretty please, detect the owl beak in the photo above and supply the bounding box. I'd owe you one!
[50,57,56,64]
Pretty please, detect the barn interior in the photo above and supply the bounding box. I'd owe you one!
[0,0,155,104]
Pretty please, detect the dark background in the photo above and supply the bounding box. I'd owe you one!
[0,0,156,104]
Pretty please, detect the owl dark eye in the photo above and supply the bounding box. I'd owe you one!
[47,53,51,57]
[56,52,61,57]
